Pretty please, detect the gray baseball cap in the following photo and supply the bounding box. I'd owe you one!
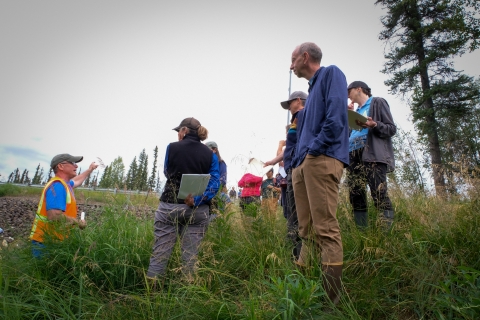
[50,154,83,169]
[205,141,218,149]
[280,91,308,110]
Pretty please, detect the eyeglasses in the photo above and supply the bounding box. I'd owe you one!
[60,161,76,166]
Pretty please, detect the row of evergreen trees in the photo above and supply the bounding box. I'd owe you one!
[97,147,159,191]
[6,165,53,185]
[5,147,160,192]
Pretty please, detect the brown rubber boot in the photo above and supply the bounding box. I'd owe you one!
[322,264,343,305]
[295,242,308,268]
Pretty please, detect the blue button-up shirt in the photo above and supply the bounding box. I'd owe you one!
[292,65,349,168]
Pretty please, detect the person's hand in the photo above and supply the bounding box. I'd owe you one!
[89,162,99,171]
[348,102,355,110]
[356,117,377,129]
[78,219,87,230]
[279,140,286,147]
[263,160,272,167]
[184,193,195,207]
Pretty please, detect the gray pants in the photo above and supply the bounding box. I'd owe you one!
[147,202,209,278]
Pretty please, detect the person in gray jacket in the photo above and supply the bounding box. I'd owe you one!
[346,81,396,229]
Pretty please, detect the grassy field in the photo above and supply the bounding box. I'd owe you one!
[0,183,479,319]
[0,183,159,207]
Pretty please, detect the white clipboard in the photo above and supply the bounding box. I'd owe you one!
[177,174,210,199]
[348,110,368,131]
[248,158,273,176]
[278,166,287,178]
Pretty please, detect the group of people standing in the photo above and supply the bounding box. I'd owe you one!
[261,42,396,305]
[29,41,396,307]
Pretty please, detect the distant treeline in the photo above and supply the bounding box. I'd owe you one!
[5,146,161,192]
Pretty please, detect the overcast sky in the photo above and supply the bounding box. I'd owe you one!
[1,0,479,188]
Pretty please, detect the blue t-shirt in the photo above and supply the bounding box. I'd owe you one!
[45,180,75,211]
[349,96,372,152]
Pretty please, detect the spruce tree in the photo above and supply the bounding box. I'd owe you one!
[32,166,44,185]
[38,168,44,184]
[136,149,149,191]
[44,168,53,184]
[99,165,111,188]
[20,169,28,184]
[126,156,138,190]
[149,146,158,191]
[376,0,480,194]
[13,168,20,183]
[32,164,41,184]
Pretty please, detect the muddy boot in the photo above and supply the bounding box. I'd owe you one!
[322,264,343,306]
[353,210,368,229]
[293,240,302,262]
[295,242,308,268]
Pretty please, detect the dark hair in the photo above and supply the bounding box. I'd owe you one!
[361,87,372,97]
[213,147,223,163]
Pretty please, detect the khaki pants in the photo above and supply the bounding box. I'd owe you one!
[292,154,344,265]
[261,197,278,220]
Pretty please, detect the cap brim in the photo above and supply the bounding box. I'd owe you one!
[73,156,83,163]
[172,125,181,132]
[280,101,290,110]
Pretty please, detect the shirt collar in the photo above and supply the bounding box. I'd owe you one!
[357,96,373,110]
[308,68,322,92]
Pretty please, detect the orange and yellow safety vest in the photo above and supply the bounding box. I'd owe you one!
[30,177,77,243]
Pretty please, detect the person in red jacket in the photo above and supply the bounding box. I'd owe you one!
[237,172,262,216]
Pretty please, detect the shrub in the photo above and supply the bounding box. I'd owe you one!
[0,183,22,197]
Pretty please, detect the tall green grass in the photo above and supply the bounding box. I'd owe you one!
[0,184,38,197]
[1,189,479,319]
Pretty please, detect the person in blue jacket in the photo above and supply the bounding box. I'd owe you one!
[205,141,229,220]
[147,117,220,280]
[346,81,396,229]
[289,42,349,305]
[205,141,227,188]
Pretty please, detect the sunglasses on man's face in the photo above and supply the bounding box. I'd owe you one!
[60,161,76,166]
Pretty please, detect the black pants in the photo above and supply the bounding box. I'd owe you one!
[280,186,287,219]
[239,196,260,214]
[346,148,392,212]
[285,169,302,259]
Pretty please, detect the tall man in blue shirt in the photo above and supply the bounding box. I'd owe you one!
[289,42,349,305]
[347,81,396,229]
